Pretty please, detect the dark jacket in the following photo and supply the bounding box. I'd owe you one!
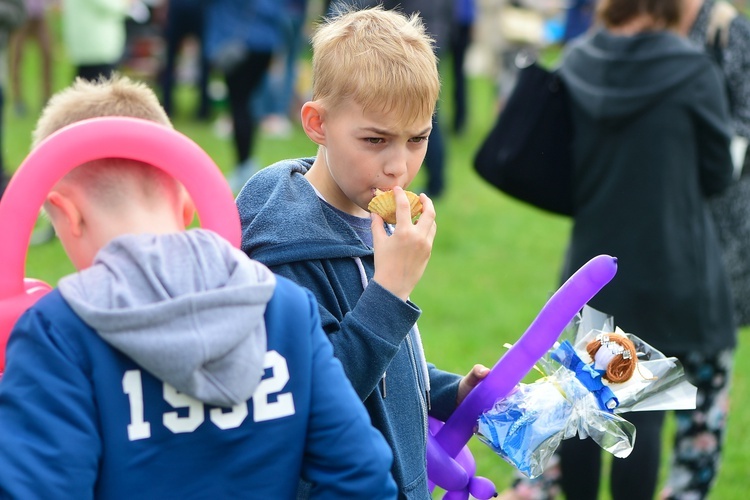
[558,29,736,357]
[236,158,462,499]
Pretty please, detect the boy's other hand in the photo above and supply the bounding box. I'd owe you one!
[457,364,491,405]
[371,187,437,301]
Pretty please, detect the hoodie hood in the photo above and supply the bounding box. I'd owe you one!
[559,29,710,122]
[58,229,276,407]
[236,158,373,267]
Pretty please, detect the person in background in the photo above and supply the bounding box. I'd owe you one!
[61,0,129,81]
[0,0,25,200]
[203,0,283,193]
[661,0,750,496]
[553,0,735,497]
[450,0,475,135]
[253,0,308,138]
[9,0,52,116]
[0,74,397,498]
[159,0,211,121]
[682,0,750,327]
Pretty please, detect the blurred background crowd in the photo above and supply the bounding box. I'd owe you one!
[0,0,602,199]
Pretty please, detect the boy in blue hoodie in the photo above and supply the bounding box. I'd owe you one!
[236,7,490,498]
[0,74,397,498]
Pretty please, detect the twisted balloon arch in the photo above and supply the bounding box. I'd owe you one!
[0,117,241,370]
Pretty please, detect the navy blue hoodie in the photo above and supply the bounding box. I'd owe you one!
[0,229,396,498]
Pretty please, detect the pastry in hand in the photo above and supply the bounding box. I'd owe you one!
[367,188,423,224]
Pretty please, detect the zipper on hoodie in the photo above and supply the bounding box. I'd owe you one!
[406,332,429,433]
[351,255,430,411]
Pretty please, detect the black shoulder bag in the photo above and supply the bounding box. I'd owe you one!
[473,58,574,216]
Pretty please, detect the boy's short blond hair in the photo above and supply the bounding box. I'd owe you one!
[33,74,172,146]
[311,5,440,126]
[36,74,179,210]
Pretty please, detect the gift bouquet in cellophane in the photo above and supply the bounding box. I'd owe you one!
[476,306,697,478]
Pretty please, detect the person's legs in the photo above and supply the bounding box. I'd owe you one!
[35,14,53,105]
[161,0,210,119]
[424,113,445,198]
[196,47,211,120]
[9,19,31,115]
[254,11,303,136]
[224,51,272,165]
[450,22,471,134]
[662,349,733,500]
[558,433,602,500]
[224,50,272,191]
[277,11,305,119]
[610,410,666,500]
[159,2,186,117]
[187,1,211,120]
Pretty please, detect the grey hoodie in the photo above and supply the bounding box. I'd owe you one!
[58,229,276,407]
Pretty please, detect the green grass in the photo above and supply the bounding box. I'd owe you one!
[7,14,750,499]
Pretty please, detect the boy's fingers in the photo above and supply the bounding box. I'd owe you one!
[392,186,411,224]
[466,364,491,387]
[417,192,435,225]
[370,212,386,239]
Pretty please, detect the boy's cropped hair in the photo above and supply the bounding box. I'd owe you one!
[311,4,440,126]
[33,74,172,147]
[35,74,180,210]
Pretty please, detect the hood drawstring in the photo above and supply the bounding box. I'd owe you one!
[309,184,431,406]
[353,257,431,408]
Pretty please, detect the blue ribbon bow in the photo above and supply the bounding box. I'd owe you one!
[550,340,619,412]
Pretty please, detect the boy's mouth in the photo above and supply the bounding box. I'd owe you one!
[373,187,396,196]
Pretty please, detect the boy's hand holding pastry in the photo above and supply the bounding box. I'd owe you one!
[371,186,436,301]
[368,188,423,224]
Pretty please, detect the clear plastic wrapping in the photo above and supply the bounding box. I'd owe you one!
[476,306,697,478]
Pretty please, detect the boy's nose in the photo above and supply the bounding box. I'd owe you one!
[383,149,408,177]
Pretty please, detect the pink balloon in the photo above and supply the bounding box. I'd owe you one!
[0,117,240,370]
[427,254,618,492]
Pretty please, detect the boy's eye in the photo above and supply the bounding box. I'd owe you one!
[409,136,428,143]
[366,138,385,144]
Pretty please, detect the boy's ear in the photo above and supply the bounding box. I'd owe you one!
[301,101,326,146]
[181,190,196,228]
[46,190,83,237]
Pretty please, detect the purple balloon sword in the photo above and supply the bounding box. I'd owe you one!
[428,254,618,498]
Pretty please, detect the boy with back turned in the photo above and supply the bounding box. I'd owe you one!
[0,75,396,498]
